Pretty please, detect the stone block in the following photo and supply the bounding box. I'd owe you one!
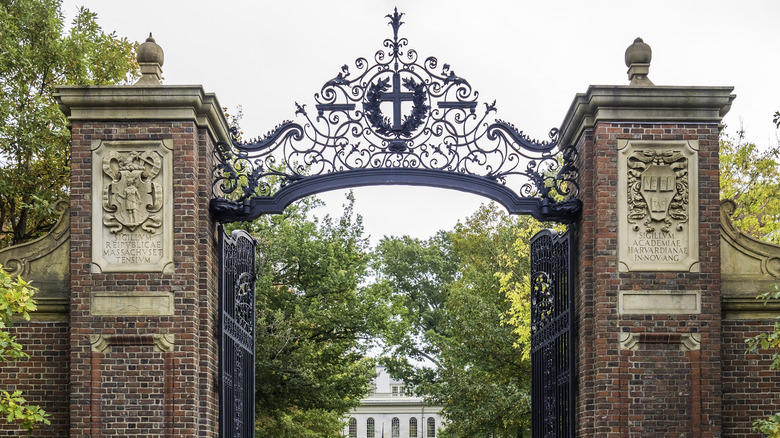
[618,289,701,314]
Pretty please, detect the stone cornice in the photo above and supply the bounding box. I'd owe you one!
[55,85,232,144]
[559,85,736,146]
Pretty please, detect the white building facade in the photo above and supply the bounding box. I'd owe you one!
[344,367,443,438]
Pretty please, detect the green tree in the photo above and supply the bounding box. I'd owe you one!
[497,223,543,360]
[245,193,388,437]
[375,204,533,437]
[0,267,49,432]
[719,130,780,244]
[0,0,138,246]
[372,231,458,384]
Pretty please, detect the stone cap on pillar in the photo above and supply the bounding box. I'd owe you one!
[559,86,736,147]
[558,37,736,146]
[135,33,164,85]
[625,37,653,86]
[56,32,231,144]
[55,85,232,145]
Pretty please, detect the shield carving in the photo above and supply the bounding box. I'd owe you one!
[102,150,163,233]
[639,163,676,222]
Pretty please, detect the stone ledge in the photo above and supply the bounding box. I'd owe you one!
[55,85,231,145]
[619,332,701,351]
[559,85,735,147]
[90,333,175,353]
[722,297,780,320]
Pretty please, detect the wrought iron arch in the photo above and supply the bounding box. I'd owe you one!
[209,8,581,224]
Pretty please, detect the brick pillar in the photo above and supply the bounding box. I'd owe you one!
[56,84,231,437]
[560,84,735,437]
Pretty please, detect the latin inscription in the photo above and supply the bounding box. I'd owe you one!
[627,231,689,263]
[102,232,164,265]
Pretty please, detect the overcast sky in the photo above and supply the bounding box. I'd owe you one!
[62,0,780,243]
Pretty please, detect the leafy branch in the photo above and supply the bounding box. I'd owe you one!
[0,266,50,432]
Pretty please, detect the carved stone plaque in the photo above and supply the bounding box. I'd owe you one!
[618,140,699,272]
[91,140,173,273]
[91,291,174,316]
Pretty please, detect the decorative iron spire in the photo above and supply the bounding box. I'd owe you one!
[386,7,404,56]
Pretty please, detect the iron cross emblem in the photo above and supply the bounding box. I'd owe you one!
[381,72,415,131]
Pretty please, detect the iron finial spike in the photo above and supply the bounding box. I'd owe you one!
[386,7,404,44]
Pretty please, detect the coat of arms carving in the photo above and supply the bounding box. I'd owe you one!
[626,150,689,233]
[102,151,163,233]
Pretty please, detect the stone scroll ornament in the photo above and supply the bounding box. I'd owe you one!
[102,151,163,234]
[626,150,688,233]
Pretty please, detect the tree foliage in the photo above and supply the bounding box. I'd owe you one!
[375,204,534,437]
[0,267,49,432]
[497,222,544,361]
[0,0,138,246]
[372,231,457,373]
[719,130,780,244]
[244,193,387,437]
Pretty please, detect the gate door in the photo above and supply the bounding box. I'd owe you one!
[530,229,574,437]
[219,227,257,438]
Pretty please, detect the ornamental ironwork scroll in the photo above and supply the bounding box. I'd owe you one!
[210,9,581,223]
[219,227,256,438]
[530,229,574,438]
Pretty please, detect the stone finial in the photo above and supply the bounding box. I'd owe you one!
[135,33,164,85]
[624,37,654,86]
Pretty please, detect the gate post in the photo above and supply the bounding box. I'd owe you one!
[559,39,735,437]
[56,36,231,437]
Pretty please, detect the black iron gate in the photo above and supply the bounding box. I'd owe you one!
[218,226,256,438]
[530,229,575,438]
[209,8,582,437]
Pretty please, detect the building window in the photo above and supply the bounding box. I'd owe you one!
[367,417,375,438]
[392,417,400,437]
[427,417,435,437]
[348,417,357,438]
[409,417,418,437]
[391,384,406,396]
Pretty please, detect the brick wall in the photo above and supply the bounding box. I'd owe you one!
[574,127,596,437]
[68,121,219,437]
[575,122,723,437]
[722,319,780,437]
[0,321,69,436]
